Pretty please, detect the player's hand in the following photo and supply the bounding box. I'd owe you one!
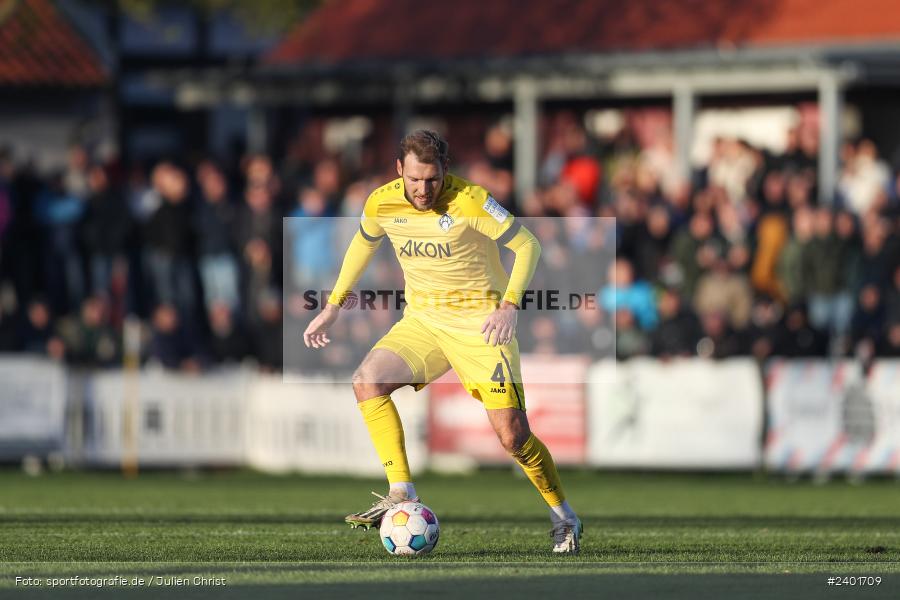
[303,303,340,349]
[481,301,518,346]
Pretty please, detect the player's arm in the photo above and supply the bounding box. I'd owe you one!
[466,191,542,344]
[303,199,385,349]
[480,222,541,345]
[497,222,541,308]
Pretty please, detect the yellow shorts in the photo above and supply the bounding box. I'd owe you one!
[373,314,526,411]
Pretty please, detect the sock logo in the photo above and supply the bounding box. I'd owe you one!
[382,460,393,467]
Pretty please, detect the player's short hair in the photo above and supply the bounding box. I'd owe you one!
[399,130,449,167]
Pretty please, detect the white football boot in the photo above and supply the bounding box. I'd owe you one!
[551,517,583,554]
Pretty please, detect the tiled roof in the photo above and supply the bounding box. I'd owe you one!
[0,0,106,86]
[266,0,900,66]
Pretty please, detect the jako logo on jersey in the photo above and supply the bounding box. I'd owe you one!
[399,240,452,258]
[438,213,454,232]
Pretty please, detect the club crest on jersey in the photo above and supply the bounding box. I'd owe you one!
[438,213,454,232]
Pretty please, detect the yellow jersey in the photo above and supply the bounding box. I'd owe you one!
[359,173,520,334]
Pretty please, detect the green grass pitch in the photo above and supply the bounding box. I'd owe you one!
[0,469,898,599]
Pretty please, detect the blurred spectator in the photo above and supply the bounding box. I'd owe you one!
[313,158,342,209]
[853,217,895,291]
[287,186,337,294]
[807,208,855,348]
[746,297,784,361]
[193,162,240,311]
[650,287,700,358]
[143,163,196,315]
[253,290,283,371]
[81,164,131,297]
[3,103,900,370]
[707,138,756,206]
[542,119,601,208]
[851,284,886,359]
[632,204,672,283]
[600,258,658,330]
[0,147,12,267]
[147,303,198,371]
[693,246,753,329]
[562,301,612,358]
[63,145,91,201]
[19,299,65,360]
[6,161,41,305]
[770,303,828,357]
[614,309,649,360]
[35,172,86,313]
[750,171,790,301]
[696,311,746,359]
[885,265,900,326]
[235,183,280,324]
[671,211,718,298]
[880,322,900,357]
[485,122,513,172]
[778,205,815,305]
[207,301,250,364]
[0,289,17,352]
[57,295,119,367]
[838,139,891,216]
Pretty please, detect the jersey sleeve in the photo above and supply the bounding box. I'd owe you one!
[462,186,516,241]
[360,191,386,241]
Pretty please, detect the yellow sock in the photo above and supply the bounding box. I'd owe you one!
[358,394,411,484]
[510,433,566,507]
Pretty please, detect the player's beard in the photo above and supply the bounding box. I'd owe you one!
[404,186,440,211]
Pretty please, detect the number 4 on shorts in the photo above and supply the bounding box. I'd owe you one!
[491,362,505,386]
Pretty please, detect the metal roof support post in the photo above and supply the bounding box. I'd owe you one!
[247,106,268,155]
[513,78,539,204]
[673,82,696,185]
[393,71,415,142]
[818,70,842,205]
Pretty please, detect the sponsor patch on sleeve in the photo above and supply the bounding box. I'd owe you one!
[482,196,509,223]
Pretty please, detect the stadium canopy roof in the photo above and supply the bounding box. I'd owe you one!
[164,0,900,203]
[266,0,900,68]
[170,0,900,107]
[0,0,107,87]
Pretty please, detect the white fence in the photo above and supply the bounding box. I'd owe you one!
[765,359,900,476]
[1,355,898,475]
[587,358,763,469]
[0,356,66,459]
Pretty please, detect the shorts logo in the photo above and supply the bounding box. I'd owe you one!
[482,196,509,223]
[490,387,505,394]
[438,213,454,232]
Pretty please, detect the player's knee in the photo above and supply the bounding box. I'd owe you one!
[499,429,530,455]
[352,367,393,400]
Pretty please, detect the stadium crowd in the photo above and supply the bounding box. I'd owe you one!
[0,107,899,372]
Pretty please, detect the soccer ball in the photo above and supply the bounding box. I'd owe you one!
[379,501,439,556]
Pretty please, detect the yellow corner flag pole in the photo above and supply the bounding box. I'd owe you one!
[121,317,141,478]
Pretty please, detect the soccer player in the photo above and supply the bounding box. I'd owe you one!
[303,130,582,553]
